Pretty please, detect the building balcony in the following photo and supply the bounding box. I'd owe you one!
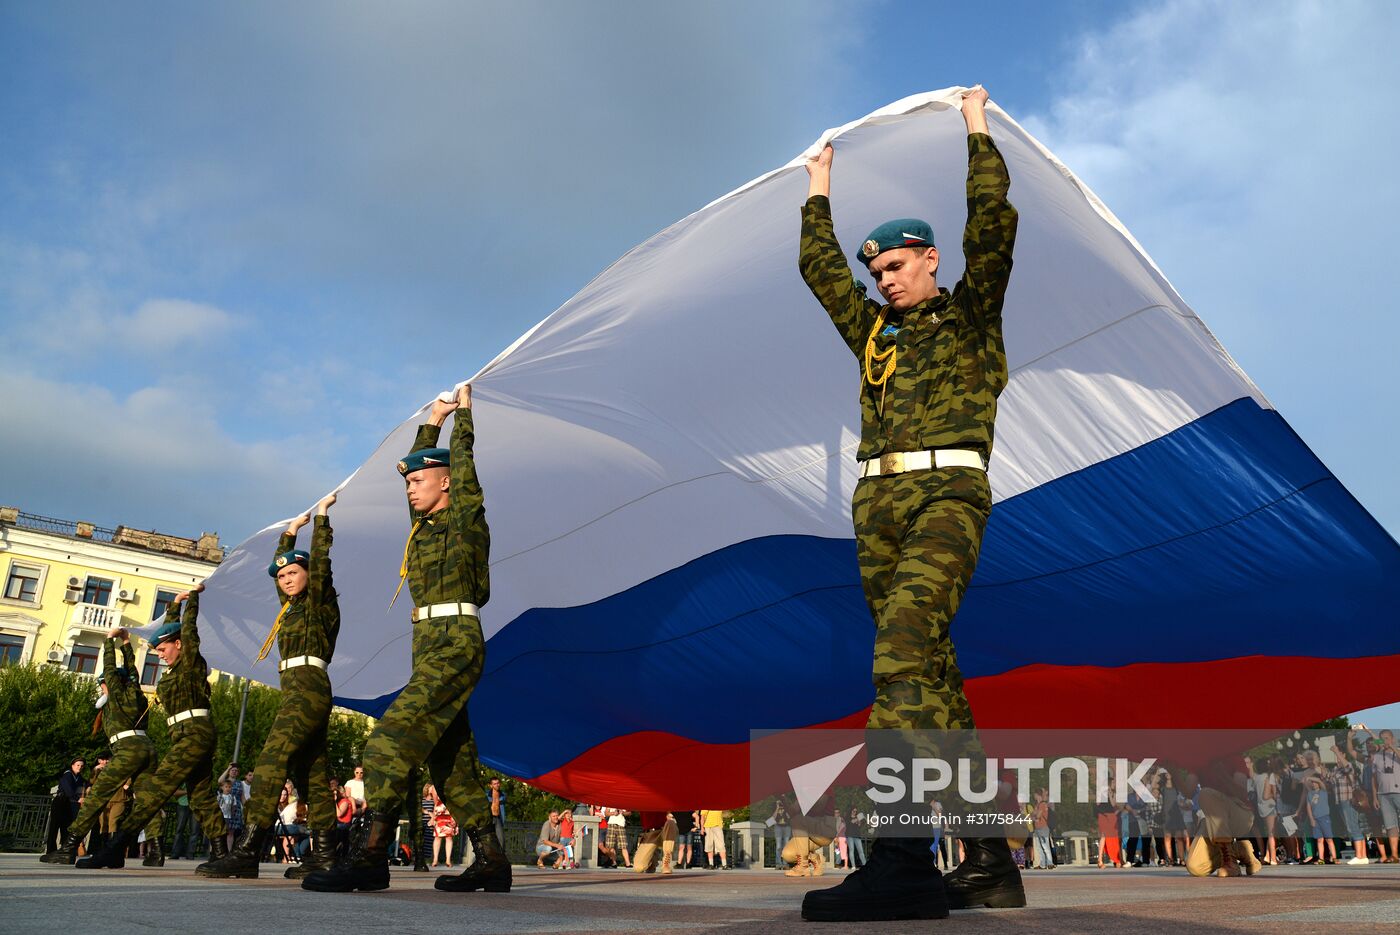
[68,602,125,633]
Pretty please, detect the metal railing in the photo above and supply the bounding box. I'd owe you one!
[10,512,118,543]
[0,794,54,852]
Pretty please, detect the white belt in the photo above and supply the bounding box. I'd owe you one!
[167,708,210,726]
[108,730,147,743]
[412,602,480,621]
[279,655,328,672]
[859,448,985,478]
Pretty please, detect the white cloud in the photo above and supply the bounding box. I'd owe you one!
[123,299,239,350]
[0,369,338,540]
[1019,0,1400,535]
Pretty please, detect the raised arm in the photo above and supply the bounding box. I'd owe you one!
[447,386,491,602]
[178,585,203,658]
[119,634,137,673]
[309,492,336,606]
[102,633,119,681]
[800,144,881,356]
[956,86,1018,330]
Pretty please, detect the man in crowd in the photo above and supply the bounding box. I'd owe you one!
[700,808,727,869]
[604,808,632,869]
[343,765,366,822]
[536,810,565,868]
[797,85,1020,921]
[303,384,509,894]
[1372,729,1400,863]
[198,492,342,880]
[489,776,508,847]
[78,587,229,869]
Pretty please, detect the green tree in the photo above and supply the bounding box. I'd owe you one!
[0,664,375,797]
[0,663,104,793]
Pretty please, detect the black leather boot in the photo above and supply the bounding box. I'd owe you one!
[801,837,949,922]
[41,829,81,865]
[301,810,395,892]
[944,837,1026,909]
[196,825,269,878]
[207,832,230,861]
[142,837,165,867]
[434,824,513,892]
[75,831,130,870]
[285,830,337,879]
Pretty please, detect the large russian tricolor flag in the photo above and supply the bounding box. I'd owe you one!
[196,89,1400,808]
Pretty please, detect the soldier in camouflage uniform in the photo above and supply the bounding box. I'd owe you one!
[197,492,342,880]
[304,383,510,894]
[78,587,229,869]
[41,630,163,865]
[797,87,1024,922]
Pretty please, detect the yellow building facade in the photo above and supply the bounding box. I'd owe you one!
[0,505,222,686]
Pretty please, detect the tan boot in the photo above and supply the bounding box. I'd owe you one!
[1215,840,1241,878]
[1232,840,1261,875]
[784,837,812,876]
[661,838,674,874]
[809,847,825,877]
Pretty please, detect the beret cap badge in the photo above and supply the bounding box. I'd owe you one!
[862,239,880,259]
[397,460,409,475]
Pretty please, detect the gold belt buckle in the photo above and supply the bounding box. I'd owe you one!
[879,452,904,475]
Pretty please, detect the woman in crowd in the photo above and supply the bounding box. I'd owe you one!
[334,780,354,858]
[846,806,866,868]
[1274,756,1305,863]
[831,808,847,869]
[432,793,458,868]
[1096,795,1122,869]
[1160,771,1183,866]
[421,782,439,868]
[1253,758,1280,865]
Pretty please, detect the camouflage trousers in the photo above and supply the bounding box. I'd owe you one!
[363,613,491,833]
[119,718,226,842]
[69,736,161,842]
[245,665,335,830]
[853,466,990,731]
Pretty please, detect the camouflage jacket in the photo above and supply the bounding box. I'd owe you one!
[405,408,490,609]
[101,637,149,735]
[273,515,340,661]
[157,591,211,715]
[798,132,1018,464]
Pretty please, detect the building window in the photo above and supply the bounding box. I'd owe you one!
[83,576,114,606]
[150,588,179,621]
[4,563,43,604]
[68,644,100,674]
[141,652,168,686]
[0,633,24,665]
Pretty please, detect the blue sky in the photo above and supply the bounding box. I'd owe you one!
[2,2,1396,719]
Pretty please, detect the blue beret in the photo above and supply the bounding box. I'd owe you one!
[397,448,451,476]
[858,218,936,266]
[151,621,183,647]
[267,549,310,578]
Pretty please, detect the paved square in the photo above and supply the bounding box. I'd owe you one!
[4,855,1399,933]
